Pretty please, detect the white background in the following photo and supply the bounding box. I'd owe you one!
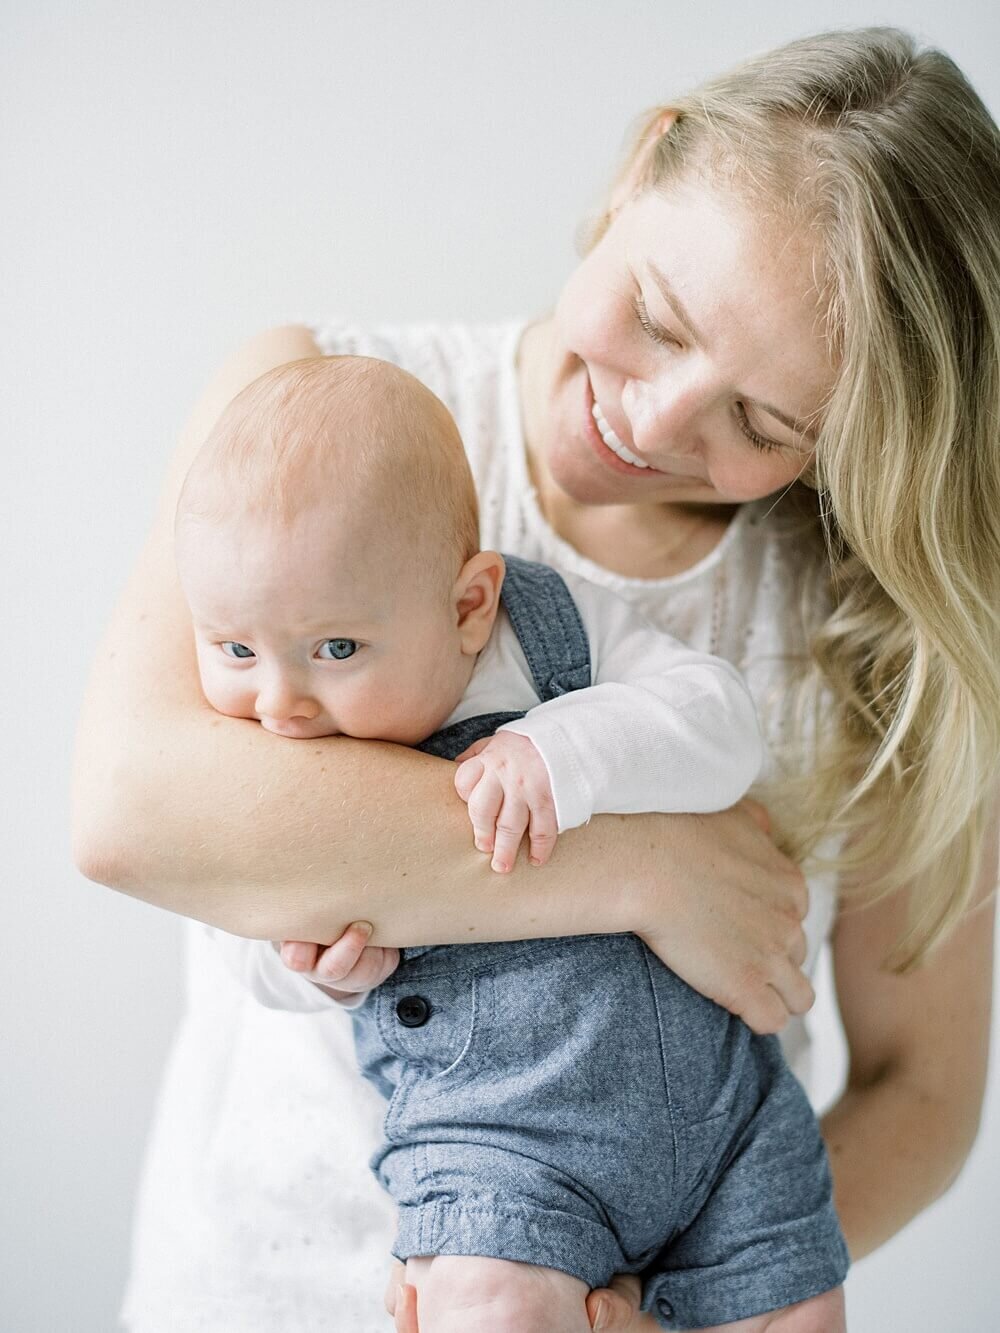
[3,2,998,1329]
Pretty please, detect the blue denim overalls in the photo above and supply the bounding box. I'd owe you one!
[350,556,848,1329]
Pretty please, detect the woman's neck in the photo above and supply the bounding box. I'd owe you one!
[541,491,736,580]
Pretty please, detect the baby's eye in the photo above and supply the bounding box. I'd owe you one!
[221,641,255,659]
[318,638,359,660]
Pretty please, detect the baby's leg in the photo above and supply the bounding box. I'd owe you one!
[403,1254,592,1333]
[693,1286,846,1333]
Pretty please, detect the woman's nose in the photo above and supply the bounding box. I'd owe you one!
[255,673,320,722]
[622,373,704,458]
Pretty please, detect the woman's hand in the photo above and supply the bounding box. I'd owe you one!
[585,1277,654,1330]
[385,1263,651,1330]
[634,798,813,1035]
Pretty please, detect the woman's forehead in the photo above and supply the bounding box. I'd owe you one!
[630,182,837,424]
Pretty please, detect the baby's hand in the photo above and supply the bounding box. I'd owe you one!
[453,732,558,873]
[277,922,400,1001]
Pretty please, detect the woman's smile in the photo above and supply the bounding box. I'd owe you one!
[590,392,653,470]
[583,370,667,477]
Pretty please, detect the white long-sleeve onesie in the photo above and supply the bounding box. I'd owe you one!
[211,567,762,1010]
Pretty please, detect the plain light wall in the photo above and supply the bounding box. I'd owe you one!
[3,2,998,1329]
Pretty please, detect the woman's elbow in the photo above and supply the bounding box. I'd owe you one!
[70,745,169,896]
[71,792,148,894]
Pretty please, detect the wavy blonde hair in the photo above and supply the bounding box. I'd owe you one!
[599,28,1000,969]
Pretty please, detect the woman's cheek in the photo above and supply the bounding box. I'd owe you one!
[709,451,806,502]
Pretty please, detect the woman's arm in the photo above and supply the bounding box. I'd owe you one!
[70,326,810,1032]
[821,798,998,1258]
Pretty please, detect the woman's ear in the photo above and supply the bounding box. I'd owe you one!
[453,551,505,656]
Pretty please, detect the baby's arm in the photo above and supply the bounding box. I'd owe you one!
[456,579,763,869]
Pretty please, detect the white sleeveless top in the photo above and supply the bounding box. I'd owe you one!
[122,322,838,1332]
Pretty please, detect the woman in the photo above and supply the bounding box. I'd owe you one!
[73,27,998,1332]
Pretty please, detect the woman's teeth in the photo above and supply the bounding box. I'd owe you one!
[591,400,650,469]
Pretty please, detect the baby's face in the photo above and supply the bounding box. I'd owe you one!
[177,509,473,742]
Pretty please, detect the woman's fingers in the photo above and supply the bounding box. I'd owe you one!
[637,804,815,1034]
[738,795,772,836]
[384,1261,406,1315]
[586,1273,642,1328]
[393,1284,418,1333]
[773,960,816,1019]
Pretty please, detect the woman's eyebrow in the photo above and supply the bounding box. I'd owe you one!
[756,401,819,445]
[647,261,705,348]
[646,260,819,444]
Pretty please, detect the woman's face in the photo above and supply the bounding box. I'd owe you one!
[528,174,837,508]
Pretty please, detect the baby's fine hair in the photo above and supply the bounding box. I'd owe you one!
[596,28,1000,966]
[176,356,481,594]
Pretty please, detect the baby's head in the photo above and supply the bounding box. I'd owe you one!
[175,355,503,741]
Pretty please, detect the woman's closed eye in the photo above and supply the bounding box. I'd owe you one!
[633,290,785,455]
[317,638,359,660]
[631,291,681,348]
[734,404,782,454]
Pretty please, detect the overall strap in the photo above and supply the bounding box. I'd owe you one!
[499,555,592,701]
[407,557,592,960]
[415,555,591,761]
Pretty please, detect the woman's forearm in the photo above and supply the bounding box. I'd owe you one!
[74,633,647,943]
[75,593,810,1037]
[821,1074,980,1260]
[824,832,995,1260]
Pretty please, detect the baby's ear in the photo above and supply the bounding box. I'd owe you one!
[454,551,505,655]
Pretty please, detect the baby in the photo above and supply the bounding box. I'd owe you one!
[174,355,848,1332]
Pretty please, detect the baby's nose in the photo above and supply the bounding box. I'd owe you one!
[255,675,320,722]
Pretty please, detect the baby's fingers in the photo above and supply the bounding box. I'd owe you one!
[317,941,400,991]
[280,941,320,971]
[491,790,529,873]
[527,799,558,867]
[466,768,505,854]
[453,737,491,764]
[454,756,485,804]
[309,921,373,982]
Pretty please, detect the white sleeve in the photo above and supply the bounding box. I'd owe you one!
[498,581,763,832]
[206,928,368,1012]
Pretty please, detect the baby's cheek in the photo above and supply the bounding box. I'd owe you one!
[200,667,255,720]
[337,674,441,743]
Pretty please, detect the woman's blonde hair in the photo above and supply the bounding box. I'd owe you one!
[603,28,1000,968]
